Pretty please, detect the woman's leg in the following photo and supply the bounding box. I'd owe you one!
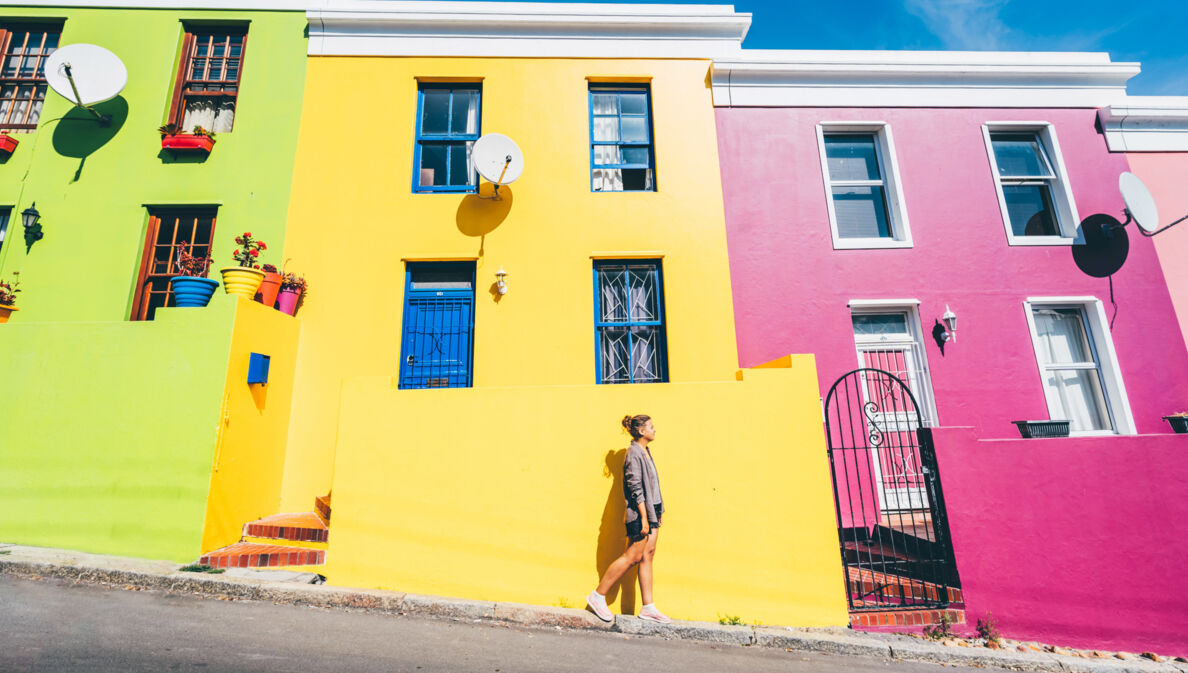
[596,537,648,595]
[637,529,659,605]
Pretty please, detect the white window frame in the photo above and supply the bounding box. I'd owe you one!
[982,122,1082,246]
[816,122,913,250]
[848,302,939,426]
[1022,297,1136,436]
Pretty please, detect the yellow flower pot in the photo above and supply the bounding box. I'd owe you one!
[0,304,17,324]
[220,266,266,299]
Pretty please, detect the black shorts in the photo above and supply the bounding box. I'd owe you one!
[625,504,663,542]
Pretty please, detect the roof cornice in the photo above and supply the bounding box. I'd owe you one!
[1099,97,1188,152]
[306,1,750,58]
[711,50,1140,109]
[0,0,309,9]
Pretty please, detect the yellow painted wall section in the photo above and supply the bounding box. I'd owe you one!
[279,58,741,510]
[201,299,301,553]
[324,358,848,626]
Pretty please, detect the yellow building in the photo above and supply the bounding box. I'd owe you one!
[262,1,847,626]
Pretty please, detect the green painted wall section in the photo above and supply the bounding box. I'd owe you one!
[0,7,307,321]
[0,299,238,561]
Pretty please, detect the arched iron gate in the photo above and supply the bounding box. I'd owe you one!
[824,368,961,612]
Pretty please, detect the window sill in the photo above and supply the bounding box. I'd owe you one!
[413,189,478,195]
[1006,236,1079,247]
[832,238,913,250]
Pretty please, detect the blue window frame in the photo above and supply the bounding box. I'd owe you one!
[398,262,475,389]
[589,84,655,192]
[594,260,668,384]
[413,83,481,193]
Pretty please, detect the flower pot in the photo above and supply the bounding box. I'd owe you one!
[170,277,219,307]
[276,287,303,316]
[0,304,16,323]
[1163,416,1188,434]
[161,133,214,154]
[0,134,18,156]
[254,272,283,308]
[1012,420,1070,439]
[220,266,266,299]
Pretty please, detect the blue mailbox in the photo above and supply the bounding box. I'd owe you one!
[247,353,270,385]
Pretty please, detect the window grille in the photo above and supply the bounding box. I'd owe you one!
[414,84,481,192]
[132,209,217,321]
[589,85,655,192]
[851,310,938,427]
[169,27,247,133]
[0,24,59,131]
[594,261,668,384]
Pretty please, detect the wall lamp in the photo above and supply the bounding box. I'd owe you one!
[21,202,43,249]
[495,267,508,295]
[940,305,957,342]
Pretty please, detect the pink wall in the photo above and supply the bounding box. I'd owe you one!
[1126,153,1188,354]
[933,427,1188,655]
[716,107,1188,436]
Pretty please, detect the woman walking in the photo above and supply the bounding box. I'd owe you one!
[587,414,671,623]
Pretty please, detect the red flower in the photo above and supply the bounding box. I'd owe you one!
[244,231,252,238]
[249,249,259,257]
[235,237,243,245]
[258,242,267,250]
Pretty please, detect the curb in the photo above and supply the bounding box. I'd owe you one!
[1,545,1182,673]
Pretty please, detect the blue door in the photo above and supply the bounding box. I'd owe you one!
[399,263,475,389]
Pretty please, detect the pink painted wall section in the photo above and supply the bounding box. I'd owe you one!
[1125,153,1188,353]
[716,107,1188,436]
[933,427,1188,656]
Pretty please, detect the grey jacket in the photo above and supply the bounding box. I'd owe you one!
[623,442,664,525]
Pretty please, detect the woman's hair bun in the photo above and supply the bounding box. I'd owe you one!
[621,415,633,430]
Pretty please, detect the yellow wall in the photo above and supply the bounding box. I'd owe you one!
[326,359,848,626]
[280,58,742,509]
[201,299,301,553]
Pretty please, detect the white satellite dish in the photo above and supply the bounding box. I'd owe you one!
[45,44,127,123]
[473,134,524,190]
[1117,171,1188,237]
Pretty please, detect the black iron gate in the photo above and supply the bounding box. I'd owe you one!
[824,368,960,612]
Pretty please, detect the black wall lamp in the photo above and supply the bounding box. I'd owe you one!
[21,202,42,251]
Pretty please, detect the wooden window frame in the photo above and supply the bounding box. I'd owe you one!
[131,208,217,322]
[0,22,61,131]
[167,24,248,130]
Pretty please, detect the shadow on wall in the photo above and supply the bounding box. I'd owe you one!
[596,448,636,614]
[456,182,513,258]
[51,95,128,181]
[1072,213,1129,278]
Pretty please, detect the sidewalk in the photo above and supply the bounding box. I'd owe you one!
[1,543,1183,673]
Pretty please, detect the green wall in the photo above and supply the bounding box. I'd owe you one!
[0,6,307,321]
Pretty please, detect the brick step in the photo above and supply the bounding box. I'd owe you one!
[242,535,328,551]
[314,493,331,524]
[199,542,325,569]
[850,607,965,628]
[243,512,328,543]
[847,567,963,605]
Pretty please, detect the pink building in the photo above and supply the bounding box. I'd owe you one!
[713,51,1188,655]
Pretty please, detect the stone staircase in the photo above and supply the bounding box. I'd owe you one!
[198,494,330,570]
[846,566,965,628]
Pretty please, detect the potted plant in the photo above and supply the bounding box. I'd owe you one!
[0,133,18,157]
[169,245,218,308]
[1012,420,1070,439]
[158,123,217,153]
[1162,412,1188,434]
[254,263,283,308]
[0,271,20,323]
[277,271,307,317]
[220,232,267,299]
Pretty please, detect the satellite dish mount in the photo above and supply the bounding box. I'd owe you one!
[1115,171,1188,237]
[472,133,524,200]
[62,62,110,125]
[44,44,129,127]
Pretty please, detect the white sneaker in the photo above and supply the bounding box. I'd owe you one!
[586,591,614,622]
[639,604,671,623]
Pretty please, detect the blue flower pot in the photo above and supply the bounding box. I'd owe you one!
[171,277,219,308]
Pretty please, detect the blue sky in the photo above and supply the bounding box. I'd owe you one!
[565,0,1188,95]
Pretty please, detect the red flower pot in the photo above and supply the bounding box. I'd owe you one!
[0,134,18,156]
[254,272,283,308]
[161,133,214,153]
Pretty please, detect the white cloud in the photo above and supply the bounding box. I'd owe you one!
[904,0,1011,50]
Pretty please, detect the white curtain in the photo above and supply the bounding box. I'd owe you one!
[182,98,235,133]
[1033,309,1109,431]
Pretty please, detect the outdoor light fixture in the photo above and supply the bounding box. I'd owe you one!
[941,305,957,342]
[21,202,43,248]
[495,267,508,295]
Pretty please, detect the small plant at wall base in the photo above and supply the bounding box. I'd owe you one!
[718,613,744,626]
[0,272,21,323]
[923,612,956,640]
[220,232,268,299]
[169,245,219,309]
[976,613,1002,648]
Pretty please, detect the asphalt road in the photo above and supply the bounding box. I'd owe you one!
[1,574,997,673]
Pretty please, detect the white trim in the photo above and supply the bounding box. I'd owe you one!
[1098,97,1188,152]
[0,0,310,8]
[848,298,920,307]
[711,50,1138,109]
[1022,298,1136,436]
[816,122,913,250]
[306,1,751,58]
[982,122,1083,247]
